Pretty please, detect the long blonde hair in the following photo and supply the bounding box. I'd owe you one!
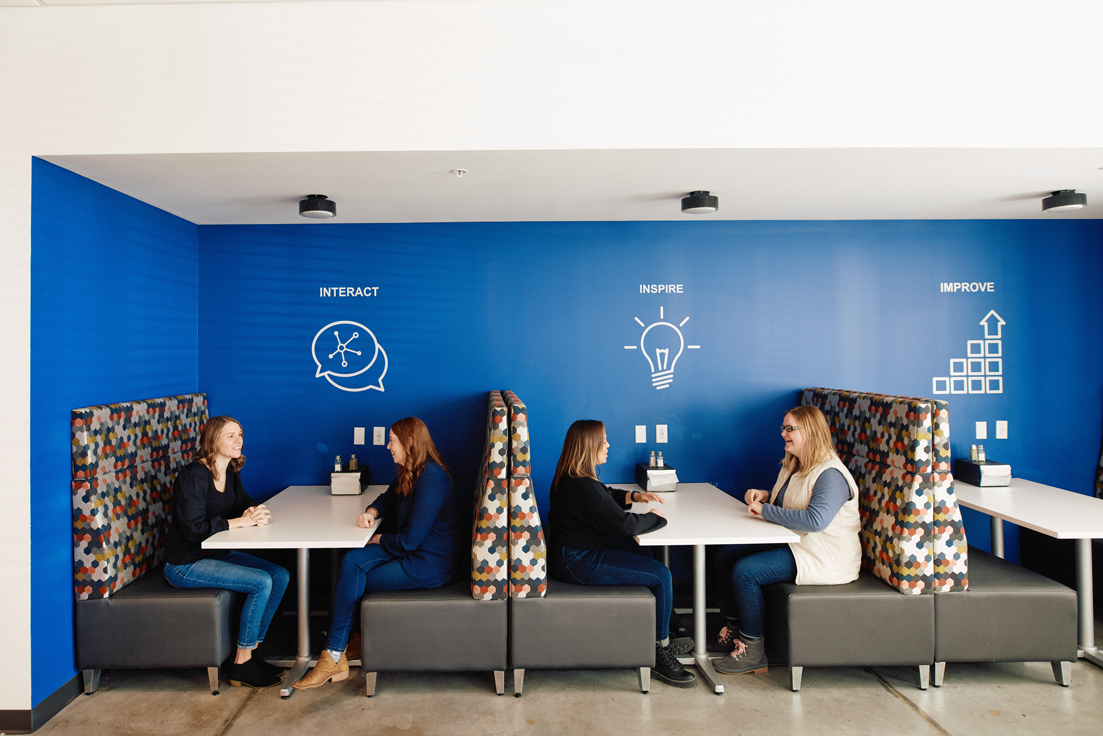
[780,405,838,475]
[551,420,605,492]
[391,417,450,497]
[195,415,246,482]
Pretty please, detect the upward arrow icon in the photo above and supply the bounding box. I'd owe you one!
[980,310,1006,339]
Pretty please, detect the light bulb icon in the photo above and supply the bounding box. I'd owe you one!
[626,307,700,390]
[641,322,684,389]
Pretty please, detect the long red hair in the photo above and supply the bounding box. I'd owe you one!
[391,417,450,496]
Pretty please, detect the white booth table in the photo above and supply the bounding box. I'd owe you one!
[610,482,800,694]
[203,484,385,696]
[954,478,1103,669]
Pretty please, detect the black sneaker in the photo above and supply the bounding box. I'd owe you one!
[653,642,696,688]
[225,658,282,689]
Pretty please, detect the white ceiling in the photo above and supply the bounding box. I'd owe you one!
[42,148,1103,225]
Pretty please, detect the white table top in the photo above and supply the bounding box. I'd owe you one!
[608,482,801,547]
[202,484,386,550]
[954,478,1103,540]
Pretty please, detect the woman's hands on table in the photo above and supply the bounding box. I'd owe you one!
[745,489,768,518]
[231,504,271,528]
[626,490,666,519]
[357,508,379,529]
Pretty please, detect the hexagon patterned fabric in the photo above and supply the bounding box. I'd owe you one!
[71,394,207,600]
[471,391,510,600]
[502,391,547,599]
[801,388,967,594]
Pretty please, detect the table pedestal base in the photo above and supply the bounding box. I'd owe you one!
[281,549,313,698]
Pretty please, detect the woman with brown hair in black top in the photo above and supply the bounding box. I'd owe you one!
[547,419,695,688]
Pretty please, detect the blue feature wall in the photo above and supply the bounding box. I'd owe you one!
[30,161,1103,709]
[30,160,199,704]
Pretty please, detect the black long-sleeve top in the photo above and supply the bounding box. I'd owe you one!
[548,474,667,550]
[164,461,254,565]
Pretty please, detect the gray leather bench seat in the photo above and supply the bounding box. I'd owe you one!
[76,568,237,694]
[509,579,655,695]
[933,547,1077,686]
[360,580,508,695]
[764,570,935,691]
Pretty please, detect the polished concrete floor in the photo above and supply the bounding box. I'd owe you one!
[38,617,1103,736]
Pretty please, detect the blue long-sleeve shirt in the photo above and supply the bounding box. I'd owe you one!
[367,461,461,587]
[760,468,850,533]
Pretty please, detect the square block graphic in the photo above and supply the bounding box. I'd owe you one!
[951,377,969,394]
[986,358,1002,375]
[969,376,986,393]
[986,376,1003,393]
[968,358,985,375]
[985,340,1002,357]
[950,359,967,376]
[968,340,985,357]
[933,377,950,394]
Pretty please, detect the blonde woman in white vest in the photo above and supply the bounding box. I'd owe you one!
[711,404,861,675]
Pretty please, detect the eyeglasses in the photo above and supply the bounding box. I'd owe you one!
[780,425,801,433]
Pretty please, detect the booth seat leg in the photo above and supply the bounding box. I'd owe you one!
[82,669,101,695]
[933,661,946,687]
[494,671,505,695]
[638,667,650,694]
[364,671,377,697]
[513,669,525,697]
[789,666,802,692]
[208,667,221,695]
[914,665,930,690]
[1052,661,1072,687]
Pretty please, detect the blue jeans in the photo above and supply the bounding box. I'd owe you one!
[325,545,446,654]
[549,539,672,641]
[165,551,290,649]
[713,543,797,639]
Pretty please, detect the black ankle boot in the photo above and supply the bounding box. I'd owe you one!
[251,657,285,677]
[653,642,696,688]
[225,658,282,688]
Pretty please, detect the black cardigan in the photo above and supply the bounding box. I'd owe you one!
[164,461,253,565]
[547,474,666,550]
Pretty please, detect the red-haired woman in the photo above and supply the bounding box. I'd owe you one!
[293,417,461,689]
[164,415,291,689]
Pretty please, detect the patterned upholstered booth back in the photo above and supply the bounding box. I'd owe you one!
[502,391,547,598]
[800,388,967,594]
[471,391,510,600]
[1095,430,1103,500]
[71,393,208,600]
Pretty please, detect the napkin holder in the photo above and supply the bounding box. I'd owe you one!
[635,463,678,492]
[331,467,370,495]
[954,458,1011,487]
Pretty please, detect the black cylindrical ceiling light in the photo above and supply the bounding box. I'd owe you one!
[299,194,337,219]
[681,190,719,214]
[1042,189,1086,213]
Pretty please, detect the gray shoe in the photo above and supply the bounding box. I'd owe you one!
[713,637,768,675]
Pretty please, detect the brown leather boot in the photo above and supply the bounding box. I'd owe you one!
[291,651,349,690]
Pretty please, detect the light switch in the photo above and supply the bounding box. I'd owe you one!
[373,427,386,445]
[635,425,646,443]
[975,421,987,440]
[354,427,365,445]
[656,425,668,443]
[996,420,1008,439]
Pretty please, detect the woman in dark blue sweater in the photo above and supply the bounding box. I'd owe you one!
[293,417,461,689]
[547,419,695,688]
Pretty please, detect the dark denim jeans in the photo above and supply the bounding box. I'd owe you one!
[165,551,290,649]
[713,543,797,639]
[325,545,449,655]
[549,538,671,641]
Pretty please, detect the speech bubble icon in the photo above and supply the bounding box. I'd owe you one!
[311,321,388,392]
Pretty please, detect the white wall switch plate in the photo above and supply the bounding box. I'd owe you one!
[635,425,646,443]
[373,427,386,445]
[996,420,1008,439]
[354,427,365,445]
[975,421,987,440]
[656,424,668,443]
